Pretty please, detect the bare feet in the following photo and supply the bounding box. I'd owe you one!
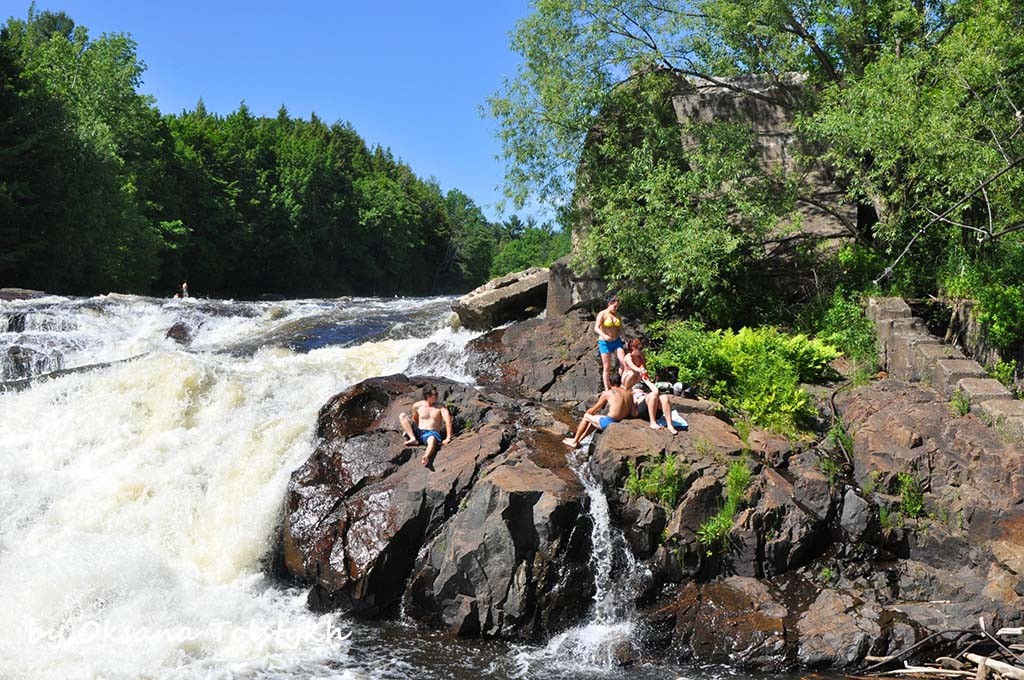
[669,425,678,436]
[421,451,432,466]
[649,422,661,430]
[403,437,418,447]
[562,437,577,447]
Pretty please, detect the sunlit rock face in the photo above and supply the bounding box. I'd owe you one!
[281,374,594,639]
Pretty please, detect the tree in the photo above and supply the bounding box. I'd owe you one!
[490,0,1024,315]
[490,220,570,278]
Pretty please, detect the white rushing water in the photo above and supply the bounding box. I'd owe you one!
[0,294,477,680]
[511,448,640,678]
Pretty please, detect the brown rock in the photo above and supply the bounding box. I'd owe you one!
[797,589,881,668]
[671,577,789,669]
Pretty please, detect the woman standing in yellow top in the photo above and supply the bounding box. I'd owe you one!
[594,295,626,390]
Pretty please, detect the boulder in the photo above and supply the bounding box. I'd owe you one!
[3,345,59,381]
[666,577,790,670]
[7,312,26,333]
[452,267,549,331]
[0,288,47,301]
[405,445,592,638]
[546,255,608,316]
[797,589,881,668]
[166,322,192,345]
[280,374,593,639]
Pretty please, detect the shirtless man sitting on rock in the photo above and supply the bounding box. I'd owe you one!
[562,374,633,448]
[399,385,453,467]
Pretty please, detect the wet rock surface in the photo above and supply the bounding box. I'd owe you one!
[281,374,590,639]
[281,318,1024,671]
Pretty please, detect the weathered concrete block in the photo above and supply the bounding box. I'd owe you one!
[888,330,941,382]
[933,359,988,399]
[452,267,548,331]
[867,297,912,323]
[977,399,1024,442]
[911,343,962,386]
[955,377,1012,405]
[545,256,606,316]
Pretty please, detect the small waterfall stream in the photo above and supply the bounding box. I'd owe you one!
[512,448,643,677]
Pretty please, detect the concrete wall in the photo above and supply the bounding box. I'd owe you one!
[866,297,1024,441]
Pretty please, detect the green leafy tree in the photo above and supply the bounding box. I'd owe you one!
[489,220,569,277]
[491,0,1024,323]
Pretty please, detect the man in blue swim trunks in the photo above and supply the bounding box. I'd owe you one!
[562,374,633,448]
[399,385,453,467]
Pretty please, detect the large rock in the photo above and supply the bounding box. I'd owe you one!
[658,577,790,670]
[452,267,549,331]
[0,288,47,301]
[280,374,592,639]
[797,589,882,668]
[469,309,605,403]
[405,443,592,637]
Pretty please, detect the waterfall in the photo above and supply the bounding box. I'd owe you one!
[511,448,642,677]
[0,294,476,680]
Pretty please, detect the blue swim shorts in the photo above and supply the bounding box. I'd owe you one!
[598,337,624,355]
[414,425,443,445]
[597,415,619,430]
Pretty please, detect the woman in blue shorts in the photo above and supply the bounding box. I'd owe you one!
[594,295,626,390]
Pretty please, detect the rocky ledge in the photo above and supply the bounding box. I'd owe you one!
[278,312,1024,671]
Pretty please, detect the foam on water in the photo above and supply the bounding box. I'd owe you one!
[510,449,641,679]
[0,295,475,680]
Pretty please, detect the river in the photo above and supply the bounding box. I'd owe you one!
[0,294,760,680]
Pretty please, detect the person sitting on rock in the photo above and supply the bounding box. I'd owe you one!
[563,373,633,448]
[399,385,453,467]
[594,295,626,391]
[622,338,676,435]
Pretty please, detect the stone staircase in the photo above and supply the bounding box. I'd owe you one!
[867,297,1024,441]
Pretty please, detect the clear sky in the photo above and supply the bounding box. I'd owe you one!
[2,1,536,221]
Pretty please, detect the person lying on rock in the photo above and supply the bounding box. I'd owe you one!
[563,373,633,448]
[399,385,453,467]
[622,338,676,435]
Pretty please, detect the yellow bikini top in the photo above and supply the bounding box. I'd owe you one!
[603,314,621,328]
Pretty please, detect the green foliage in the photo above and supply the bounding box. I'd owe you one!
[951,389,971,416]
[818,455,840,487]
[814,291,879,382]
[827,421,854,457]
[572,73,800,319]
[625,453,688,507]
[493,0,1024,330]
[489,219,570,278]
[649,321,838,433]
[697,459,752,553]
[0,9,507,297]
[988,360,1018,391]
[818,566,835,583]
[898,472,925,519]
[941,241,1024,351]
[878,504,899,533]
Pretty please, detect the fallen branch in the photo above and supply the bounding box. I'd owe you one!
[966,653,1024,680]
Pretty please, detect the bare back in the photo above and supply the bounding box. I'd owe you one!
[603,387,633,421]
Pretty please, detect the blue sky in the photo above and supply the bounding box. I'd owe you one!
[3,1,537,221]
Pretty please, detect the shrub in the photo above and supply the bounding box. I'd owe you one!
[697,459,752,553]
[718,327,833,433]
[625,453,687,507]
[646,319,729,394]
[898,472,925,519]
[816,290,878,382]
[649,322,839,434]
[951,389,970,416]
[988,359,1018,391]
